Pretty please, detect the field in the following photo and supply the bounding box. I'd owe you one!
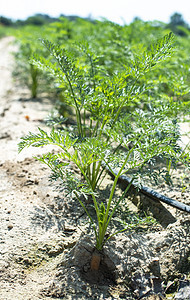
[0,17,190,299]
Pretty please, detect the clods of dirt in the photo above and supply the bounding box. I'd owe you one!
[40,218,190,299]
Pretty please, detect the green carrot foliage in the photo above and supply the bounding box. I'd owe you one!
[18,30,190,250]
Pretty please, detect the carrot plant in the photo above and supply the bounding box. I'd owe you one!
[18,32,189,258]
[13,26,56,98]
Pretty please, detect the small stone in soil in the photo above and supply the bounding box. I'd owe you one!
[7,224,13,230]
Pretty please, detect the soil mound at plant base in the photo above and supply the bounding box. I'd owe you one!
[81,252,116,286]
[71,235,117,285]
[41,218,190,299]
[41,237,124,299]
[80,265,116,286]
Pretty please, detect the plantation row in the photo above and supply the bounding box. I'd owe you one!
[3,17,190,257]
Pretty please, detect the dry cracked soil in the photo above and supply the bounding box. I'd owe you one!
[0,36,190,300]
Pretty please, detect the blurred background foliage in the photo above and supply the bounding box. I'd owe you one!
[0,12,190,119]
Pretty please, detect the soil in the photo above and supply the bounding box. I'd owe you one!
[0,36,190,300]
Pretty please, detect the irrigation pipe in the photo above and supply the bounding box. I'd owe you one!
[105,167,190,213]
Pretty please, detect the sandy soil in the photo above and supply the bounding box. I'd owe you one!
[0,36,190,300]
[0,36,78,299]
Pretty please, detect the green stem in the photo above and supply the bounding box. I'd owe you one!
[83,109,86,136]
[93,161,104,188]
[90,118,93,137]
[30,64,38,98]
[92,120,100,137]
[97,175,135,250]
[65,72,83,137]
[50,49,83,137]
[89,54,96,91]
[106,176,135,228]
[73,159,99,216]
[96,140,139,249]
[105,145,133,219]
[73,191,98,240]
[106,75,141,141]
[91,161,97,190]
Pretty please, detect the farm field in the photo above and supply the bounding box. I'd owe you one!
[0,16,190,299]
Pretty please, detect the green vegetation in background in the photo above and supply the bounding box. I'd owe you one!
[12,25,55,98]
[6,15,189,115]
[0,14,58,28]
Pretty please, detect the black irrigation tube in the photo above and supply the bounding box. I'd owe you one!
[106,167,190,213]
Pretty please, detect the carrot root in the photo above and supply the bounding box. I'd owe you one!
[90,250,101,271]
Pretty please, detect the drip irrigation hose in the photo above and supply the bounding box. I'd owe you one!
[105,167,190,213]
